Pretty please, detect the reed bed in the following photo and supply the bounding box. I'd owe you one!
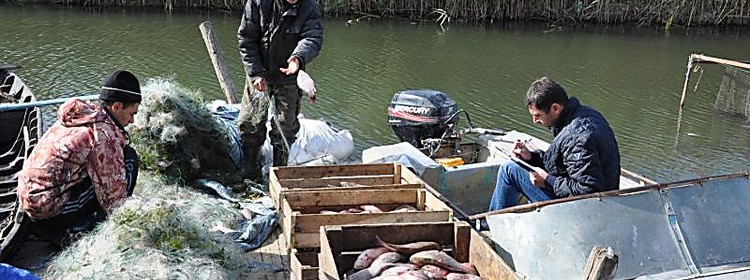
[12,0,744,27]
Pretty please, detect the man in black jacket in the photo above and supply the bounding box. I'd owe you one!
[488,77,621,211]
[237,0,323,182]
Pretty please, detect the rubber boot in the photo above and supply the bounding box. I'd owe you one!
[241,146,263,183]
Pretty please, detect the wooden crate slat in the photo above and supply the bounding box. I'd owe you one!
[293,211,453,233]
[284,188,422,207]
[318,226,341,280]
[280,183,422,193]
[469,230,518,279]
[291,249,319,280]
[272,163,398,179]
[278,175,396,188]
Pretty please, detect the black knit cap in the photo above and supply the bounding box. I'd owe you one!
[99,70,142,103]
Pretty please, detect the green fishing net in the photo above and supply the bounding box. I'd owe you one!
[128,78,241,184]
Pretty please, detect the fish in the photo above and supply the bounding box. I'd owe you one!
[353,246,390,270]
[341,208,364,214]
[445,273,484,280]
[409,250,476,275]
[421,264,450,279]
[296,69,316,103]
[370,252,405,268]
[460,263,479,276]
[371,270,429,280]
[347,261,396,280]
[379,263,418,276]
[375,236,441,255]
[319,210,338,215]
[397,270,431,280]
[390,204,419,212]
[360,205,383,213]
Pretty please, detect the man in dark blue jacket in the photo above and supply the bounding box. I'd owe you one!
[237,0,323,182]
[488,77,621,211]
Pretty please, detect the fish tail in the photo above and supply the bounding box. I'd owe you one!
[375,236,396,252]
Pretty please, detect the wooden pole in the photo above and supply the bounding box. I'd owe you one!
[199,21,238,104]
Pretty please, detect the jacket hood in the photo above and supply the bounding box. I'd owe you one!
[57,99,111,127]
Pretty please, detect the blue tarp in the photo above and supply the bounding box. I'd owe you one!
[0,263,40,280]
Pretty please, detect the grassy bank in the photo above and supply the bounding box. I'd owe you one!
[3,0,748,27]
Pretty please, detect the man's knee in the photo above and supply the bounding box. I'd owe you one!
[499,160,521,176]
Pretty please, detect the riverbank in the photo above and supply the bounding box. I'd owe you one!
[1,0,748,27]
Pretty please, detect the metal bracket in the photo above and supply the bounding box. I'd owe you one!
[659,188,700,275]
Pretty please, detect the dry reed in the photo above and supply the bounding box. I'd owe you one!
[17,0,748,27]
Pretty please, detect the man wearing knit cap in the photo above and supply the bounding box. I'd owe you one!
[15,70,141,247]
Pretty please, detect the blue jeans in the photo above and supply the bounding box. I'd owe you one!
[489,160,557,211]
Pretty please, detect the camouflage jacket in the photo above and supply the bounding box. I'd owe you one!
[18,99,128,220]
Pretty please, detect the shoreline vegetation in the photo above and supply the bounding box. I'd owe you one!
[1,0,748,28]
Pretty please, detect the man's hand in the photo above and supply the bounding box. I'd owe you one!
[529,166,548,188]
[280,57,300,75]
[253,77,267,92]
[513,140,532,161]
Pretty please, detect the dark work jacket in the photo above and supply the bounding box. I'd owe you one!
[238,0,323,85]
[528,97,621,197]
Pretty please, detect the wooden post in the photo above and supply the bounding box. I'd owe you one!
[583,246,618,280]
[198,21,238,104]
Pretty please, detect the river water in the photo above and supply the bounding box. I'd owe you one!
[1,5,748,182]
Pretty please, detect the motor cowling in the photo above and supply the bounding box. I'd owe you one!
[387,89,458,148]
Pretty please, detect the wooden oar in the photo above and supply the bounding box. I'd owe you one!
[0,94,98,112]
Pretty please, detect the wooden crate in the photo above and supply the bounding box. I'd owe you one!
[269,163,404,207]
[318,221,517,280]
[280,187,453,250]
[291,248,318,280]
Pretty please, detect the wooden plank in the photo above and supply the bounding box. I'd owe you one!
[454,222,471,263]
[282,183,422,193]
[283,188,421,207]
[290,249,318,280]
[278,175,396,188]
[337,222,455,253]
[272,163,396,179]
[319,225,342,280]
[294,211,453,233]
[393,164,402,185]
[292,211,452,249]
[469,229,517,279]
[286,204,415,215]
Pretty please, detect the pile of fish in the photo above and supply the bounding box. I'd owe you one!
[319,204,419,215]
[345,237,484,280]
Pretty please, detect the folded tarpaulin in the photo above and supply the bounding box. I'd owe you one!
[198,179,278,251]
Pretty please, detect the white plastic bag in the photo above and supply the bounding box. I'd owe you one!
[289,117,354,165]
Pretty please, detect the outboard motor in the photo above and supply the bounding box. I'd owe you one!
[387,89,458,148]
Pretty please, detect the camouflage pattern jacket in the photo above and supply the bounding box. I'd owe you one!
[18,99,128,220]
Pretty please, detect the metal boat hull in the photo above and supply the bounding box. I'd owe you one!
[487,173,750,279]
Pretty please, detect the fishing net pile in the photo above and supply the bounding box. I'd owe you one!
[41,172,254,280]
[128,78,240,183]
[714,66,750,123]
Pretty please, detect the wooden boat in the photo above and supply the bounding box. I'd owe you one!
[0,64,42,260]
